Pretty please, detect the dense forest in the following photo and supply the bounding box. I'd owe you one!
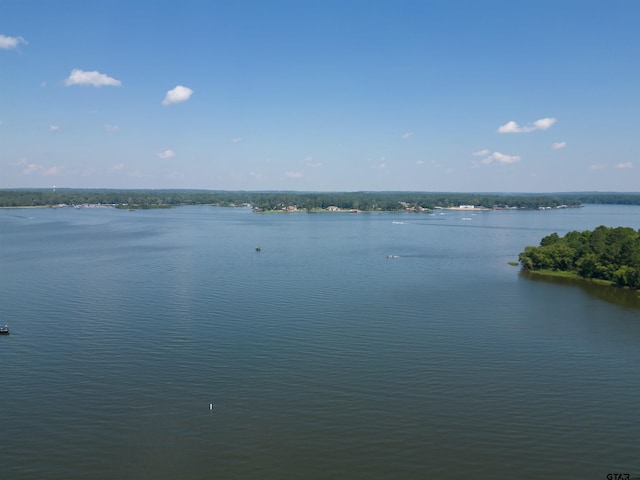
[519,226,640,289]
[4,189,635,211]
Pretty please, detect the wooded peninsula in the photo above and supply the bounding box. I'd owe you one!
[519,226,640,289]
[2,189,640,211]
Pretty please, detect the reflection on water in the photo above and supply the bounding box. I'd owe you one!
[520,270,640,310]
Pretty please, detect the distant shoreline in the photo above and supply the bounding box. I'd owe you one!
[0,203,573,212]
[4,189,640,211]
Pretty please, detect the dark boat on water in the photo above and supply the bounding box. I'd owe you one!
[0,325,9,335]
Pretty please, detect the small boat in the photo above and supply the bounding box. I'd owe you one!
[0,325,9,335]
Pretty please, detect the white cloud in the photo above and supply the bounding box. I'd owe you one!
[472,149,490,157]
[552,141,567,149]
[110,163,125,171]
[0,34,27,50]
[157,149,176,159]
[49,125,60,132]
[285,171,303,178]
[497,121,520,133]
[588,164,605,170]
[616,162,633,169]
[304,156,322,168]
[402,132,413,139]
[162,85,193,105]
[492,152,521,163]
[479,151,521,165]
[18,158,62,176]
[43,166,63,176]
[498,117,556,133]
[104,124,120,132]
[64,69,122,87]
[416,160,425,165]
[22,163,39,175]
[231,137,243,143]
[532,117,556,130]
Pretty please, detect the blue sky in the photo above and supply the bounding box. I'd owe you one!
[1,0,639,192]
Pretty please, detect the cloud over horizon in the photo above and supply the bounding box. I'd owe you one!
[0,34,27,50]
[162,85,193,105]
[472,149,490,157]
[157,149,176,159]
[478,151,521,165]
[616,162,633,169]
[64,69,122,87]
[17,158,62,176]
[304,156,322,168]
[284,171,304,178]
[498,117,556,133]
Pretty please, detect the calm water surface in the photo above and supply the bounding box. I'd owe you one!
[1,205,639,479]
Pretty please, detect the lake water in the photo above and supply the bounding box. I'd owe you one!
[1,204,639,479]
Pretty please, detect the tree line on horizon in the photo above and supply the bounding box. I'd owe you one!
[519,226,640,289]
[2,189,633,210]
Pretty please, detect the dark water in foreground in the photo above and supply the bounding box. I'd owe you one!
[1,205,639,479]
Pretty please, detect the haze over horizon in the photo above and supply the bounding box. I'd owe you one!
[1,1,638,192]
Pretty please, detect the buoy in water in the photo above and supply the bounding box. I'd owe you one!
[209,403,214,412]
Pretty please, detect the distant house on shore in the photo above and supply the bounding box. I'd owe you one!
[326,206,339,211]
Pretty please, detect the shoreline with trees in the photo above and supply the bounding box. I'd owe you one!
[3,189,639,212]
[519,226,640,290]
